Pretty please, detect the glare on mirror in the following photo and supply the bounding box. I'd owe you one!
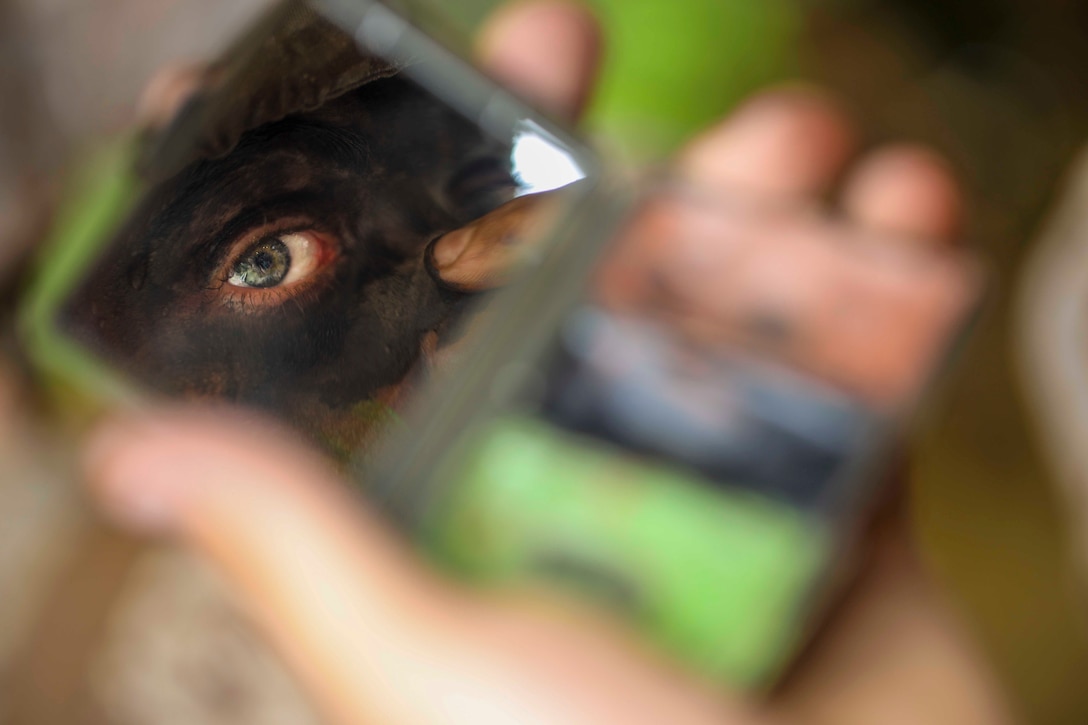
[512,120,586,195]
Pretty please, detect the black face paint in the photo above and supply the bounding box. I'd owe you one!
[61,76,519,449]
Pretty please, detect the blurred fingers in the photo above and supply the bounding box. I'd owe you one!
[477,0,603,122]
[676,87,856,198]
[841,144,964,244]
[81,408,745,725]
[83,408,466,725]
[839,144,961,246]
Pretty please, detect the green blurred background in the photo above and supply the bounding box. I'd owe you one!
[444,0,1088,722]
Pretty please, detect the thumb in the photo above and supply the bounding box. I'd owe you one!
[431,191,561,291]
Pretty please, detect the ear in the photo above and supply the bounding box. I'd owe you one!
[429,192,559,292]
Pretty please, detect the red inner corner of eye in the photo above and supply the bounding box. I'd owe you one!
[309,231,340,267]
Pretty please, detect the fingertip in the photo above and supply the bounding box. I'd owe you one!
[433,193,549,291]
[82,411,190,533]
[81,407,317,535]
[842,144,964,244]
[432,227,473,270]
[678,85,858,197]
[478,0,602,67]
[477,0,603,121]
[734,85,853,132]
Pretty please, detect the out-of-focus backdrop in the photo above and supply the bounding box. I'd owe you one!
[2,0,1087,722]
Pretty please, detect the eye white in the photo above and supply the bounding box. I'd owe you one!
[278,232,319,285]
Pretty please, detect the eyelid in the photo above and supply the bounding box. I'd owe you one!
[218,219,312,266]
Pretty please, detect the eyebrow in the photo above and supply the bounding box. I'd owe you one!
[169,116,373,209]
[139,116,374,275]
[152,191,339,286]
[237,116,373,169]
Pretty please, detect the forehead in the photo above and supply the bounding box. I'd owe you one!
[158,77,482,217]
[135,91,402,260]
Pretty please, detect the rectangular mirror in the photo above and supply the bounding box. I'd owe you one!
[39,0,600,458]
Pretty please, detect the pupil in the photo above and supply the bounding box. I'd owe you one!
[228,238,291,288]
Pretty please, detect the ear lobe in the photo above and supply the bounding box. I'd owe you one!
[427,193,553,293]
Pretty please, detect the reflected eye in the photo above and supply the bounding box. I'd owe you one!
[226,232,323,289]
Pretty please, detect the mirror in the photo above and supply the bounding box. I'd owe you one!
[57,0,594,456]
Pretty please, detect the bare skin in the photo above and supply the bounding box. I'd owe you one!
[82,2,1012,724]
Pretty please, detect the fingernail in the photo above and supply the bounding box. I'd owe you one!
[83,416,183,533]
[432,227,473,269]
